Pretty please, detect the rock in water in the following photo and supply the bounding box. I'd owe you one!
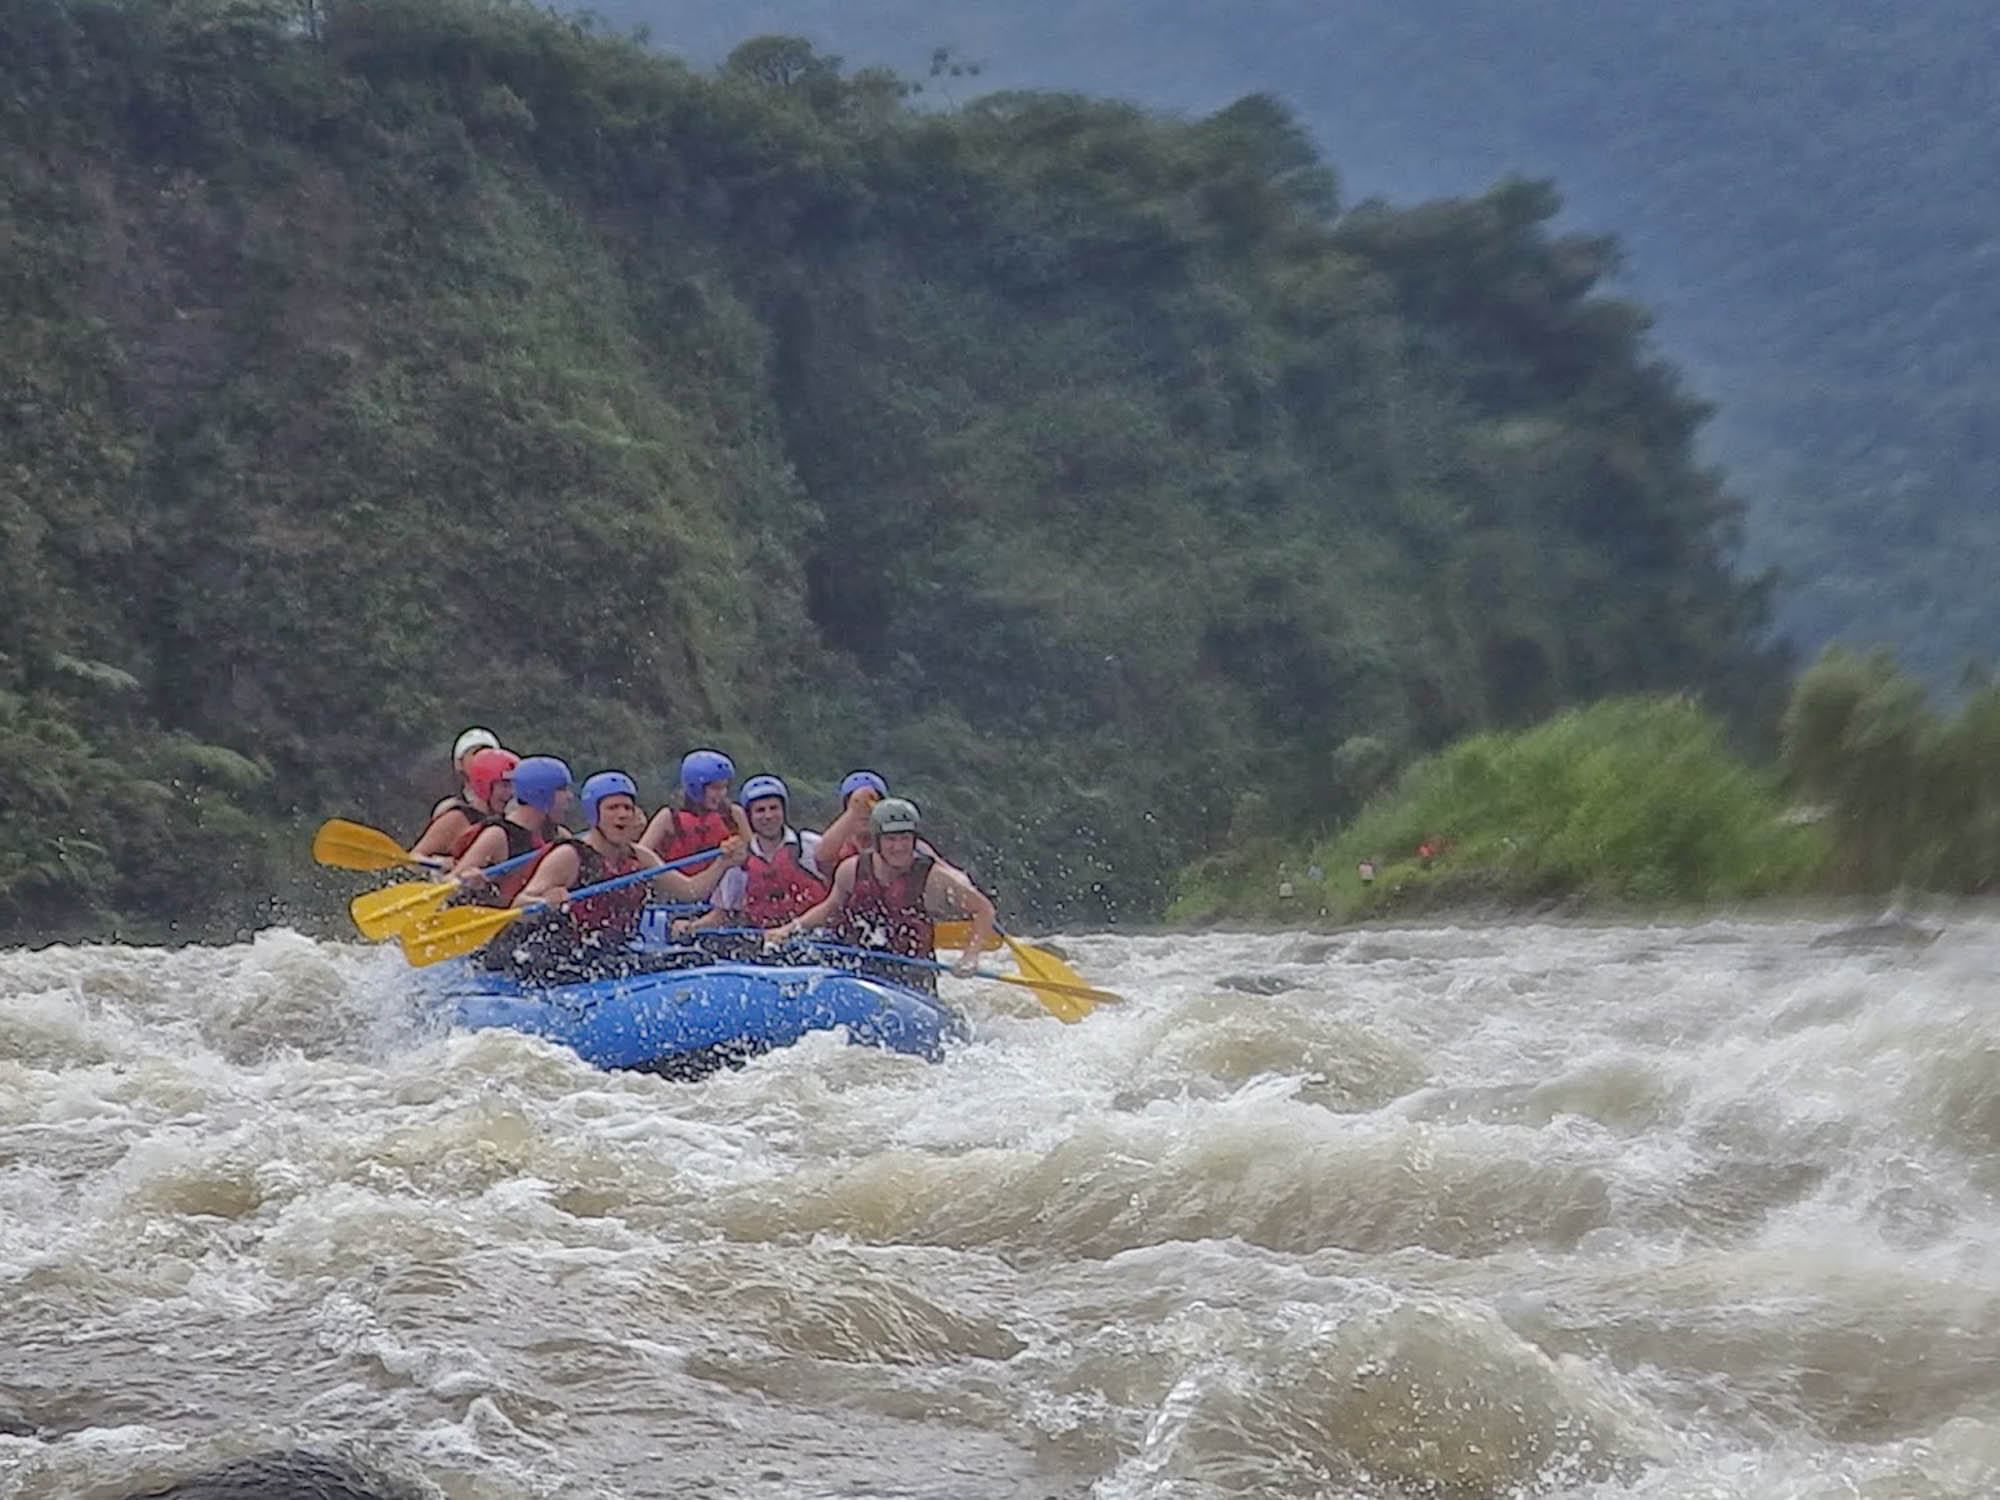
[1811,914,1942,950]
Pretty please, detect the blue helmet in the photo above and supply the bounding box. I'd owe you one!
[839,769,888,805]
[740,774,788,811]
[512,756,573,814]
[580,770,639,827]
[678,749,735,804]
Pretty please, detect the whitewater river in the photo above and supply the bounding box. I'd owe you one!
[3,917,1999,1499]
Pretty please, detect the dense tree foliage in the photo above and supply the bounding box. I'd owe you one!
[1781,648,2000,895]
[1171,698,1827,924]
[610,0,2000,687]
[0,0,1780,939]
[1175,651,2000,927]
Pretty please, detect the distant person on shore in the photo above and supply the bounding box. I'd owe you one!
[408,727,506,859]
[448,754,572,906]
[765,798,995,990]
[641,749,748,874]
[485,770,747,982]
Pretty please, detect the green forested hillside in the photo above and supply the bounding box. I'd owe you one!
[610,0,2000,687]
[0,0,1779,939]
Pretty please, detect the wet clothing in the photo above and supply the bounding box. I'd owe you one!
[837,852,937,960]
[449,816,547,907]
[562,839,651,941]
[478,839,656,985]
[654,805,734,873]
[479,915,705,986]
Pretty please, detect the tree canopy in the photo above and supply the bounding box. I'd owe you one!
[0,0,1781,938]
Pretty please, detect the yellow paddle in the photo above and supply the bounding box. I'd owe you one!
[983,962,1105,1023]
[778,938,1122,1019]
[398,847,725,968]
[352,880,461,941]
[312,818,446,873]
[1002,941,1099,1024]
[348,848,546,940]
[934,921,1113,1022]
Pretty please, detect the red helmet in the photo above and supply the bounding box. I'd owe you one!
[465,747,521,808]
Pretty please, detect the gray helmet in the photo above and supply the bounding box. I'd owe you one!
[868,796,921,836]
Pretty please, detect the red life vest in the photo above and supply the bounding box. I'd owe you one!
[740,834,829,928]
[449,815,548,906]
[655,805,734,871]
[563,840,650,939]
[837,853,936,959]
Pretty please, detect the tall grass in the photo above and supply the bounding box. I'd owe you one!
[1171,697,1828,922]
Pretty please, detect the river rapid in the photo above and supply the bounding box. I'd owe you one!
[3,917,1999,1499]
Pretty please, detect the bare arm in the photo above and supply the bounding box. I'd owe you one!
[818,802,869,862]
[410,808,472,860]
[925,866,997,975]
[513,843,582,907]
[655,836,747,901]
[447,825,508,882]
[637,807,675,856]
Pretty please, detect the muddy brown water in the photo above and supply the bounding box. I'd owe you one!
[4,917,1998,1498]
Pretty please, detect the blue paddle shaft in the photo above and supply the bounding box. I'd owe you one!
[521,844,724,915]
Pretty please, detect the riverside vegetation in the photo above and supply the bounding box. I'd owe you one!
[2,0,1803,940]
[1175,654,2000,925]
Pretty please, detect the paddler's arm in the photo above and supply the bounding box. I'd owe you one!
[650,835,748,902]
[817,789,877,867]
[409,808,472,860]
[766,856,857,945]
[446,824,509,887]
[925,866,997,976]
[636,806,675,857]
[513,843,580,906]
[686,853,754,932]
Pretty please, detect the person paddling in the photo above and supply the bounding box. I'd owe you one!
[766,798,995,990]
[486,770,747,983]
[641,749,749,874]
[448,754,570,906]
[409,729,506,860]
[815,770,958,871]
[700,774,829,932]
[814,770,887,870]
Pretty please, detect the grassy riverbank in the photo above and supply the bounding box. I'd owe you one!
[1170,698,1829,924]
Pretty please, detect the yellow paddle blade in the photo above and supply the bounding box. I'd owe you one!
[313,818,425,872]
[934,920,993,951]
[1004,933,1095,995]
[1003,935,1114,1023]
[350,879,457,941]
[933,923,1119,1023]
[398,903,526,968]
[990,971,1095,1023]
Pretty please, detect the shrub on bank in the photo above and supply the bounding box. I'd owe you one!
[1171,697,1828,922]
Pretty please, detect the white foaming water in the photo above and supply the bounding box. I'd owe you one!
[4,917,2000,1498]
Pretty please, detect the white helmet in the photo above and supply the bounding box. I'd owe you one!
[452,726,502,767]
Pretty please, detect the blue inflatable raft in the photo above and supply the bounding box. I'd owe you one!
[443,957,970,1080]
